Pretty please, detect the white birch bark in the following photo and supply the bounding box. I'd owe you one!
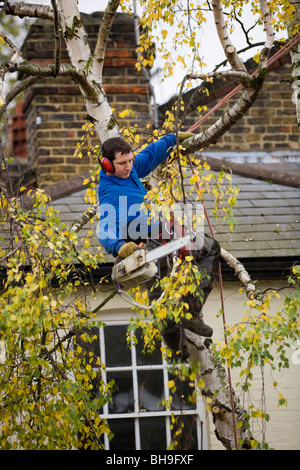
[220,248,257,300]
[259,0,276,68]
[186,333,252,450]
[1,1,121,142]
[211,0,247,72]
[56,0,121,142]
[288,1,300,125]
[1,1,53,19]
[178,0,275,153]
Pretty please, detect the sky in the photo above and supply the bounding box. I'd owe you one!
[76,0,275,104]
[75,0,267,104]
[18,0,277,105]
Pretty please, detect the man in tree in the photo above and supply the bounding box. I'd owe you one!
[97,133,220,360]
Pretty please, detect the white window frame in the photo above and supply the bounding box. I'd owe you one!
[98,321,209,450]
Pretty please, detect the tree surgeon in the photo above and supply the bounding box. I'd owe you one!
[97,134,221,360]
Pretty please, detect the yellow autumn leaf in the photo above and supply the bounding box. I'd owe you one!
[168,380,175,389]
[34,224,43,233]
[189,173,199,184]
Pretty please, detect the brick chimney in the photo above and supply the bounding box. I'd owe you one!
[21,12,152,188]
[11,102,27,158]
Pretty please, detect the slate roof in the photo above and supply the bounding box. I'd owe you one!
[51,160,300,269]
[205,173,300,259]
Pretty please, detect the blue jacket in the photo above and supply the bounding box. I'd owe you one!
[98,134,176,256]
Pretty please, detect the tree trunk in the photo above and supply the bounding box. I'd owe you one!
[56,0,121,141]
[186,333,252,450]
[288,1,300,126]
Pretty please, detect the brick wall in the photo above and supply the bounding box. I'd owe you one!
[163,50,300,155]
[21,13,152,187]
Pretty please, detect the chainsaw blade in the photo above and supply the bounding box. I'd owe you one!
[145,234,191,263]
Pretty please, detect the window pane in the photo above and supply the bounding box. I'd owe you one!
[140,416,166,450]
[171,414,198,450]
[108,419,135,450]
[108,371,134,414]
[104,325,131,367]
[135,328,162,366]
[138,370,165,412]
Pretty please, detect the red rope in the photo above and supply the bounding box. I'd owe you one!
[186,155,239,448]
[187,33,300,133]
[182,34,300,448]
[164,35,300,448]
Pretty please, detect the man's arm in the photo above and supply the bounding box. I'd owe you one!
[134,134,176,178]
[97,199,125,257]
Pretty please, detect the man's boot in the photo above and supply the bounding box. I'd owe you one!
[161,322,190,361]
[181,285,213,337]
[181,311,213,337]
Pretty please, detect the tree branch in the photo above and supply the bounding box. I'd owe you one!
[211,0,247,71]
[185,334,252,450]
[1,1,54,20]
[0,75,40,120]
[180,81,261,152]
[220,248,257,300]
[187,70,253,88]
[258,0,276,69]
[55,0,120,141]
[93,0,120,77]
[6,61,99,101]
[287,0,300,126]
[70,202,99,233]
[56,0,91,70]
[50,0,61,76]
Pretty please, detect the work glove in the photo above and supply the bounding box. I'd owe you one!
[118,242,138,259]
[178,131,195,142]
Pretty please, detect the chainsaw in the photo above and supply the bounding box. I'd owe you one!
[111,235,192,290]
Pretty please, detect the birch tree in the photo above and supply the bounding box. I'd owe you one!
[288,0,300,124]
[0,0,299,450]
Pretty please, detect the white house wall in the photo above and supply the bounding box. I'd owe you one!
[87,279,300,450]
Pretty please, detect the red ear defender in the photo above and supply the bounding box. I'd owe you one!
[99,156,115,173]
[98,145,115,173]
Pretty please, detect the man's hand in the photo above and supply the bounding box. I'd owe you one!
[178,131,194,141]
[118,242,138,258]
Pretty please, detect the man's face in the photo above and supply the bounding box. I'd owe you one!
[108,151,134,179]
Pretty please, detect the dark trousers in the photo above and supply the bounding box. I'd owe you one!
[146,233,220,356]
